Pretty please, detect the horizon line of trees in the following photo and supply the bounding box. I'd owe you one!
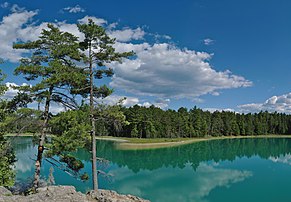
[8,104,290,139]
[101,105,291,138]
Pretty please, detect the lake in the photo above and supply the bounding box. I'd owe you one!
[10,137,291,202]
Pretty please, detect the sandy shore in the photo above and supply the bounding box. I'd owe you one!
[96,136,129,142]
[110,135,291,150]
[7,133,291,150]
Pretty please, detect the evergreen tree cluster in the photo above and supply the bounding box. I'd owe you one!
[118,105,291,138]
[6,104,291,139]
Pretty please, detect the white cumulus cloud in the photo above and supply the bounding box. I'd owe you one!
[204,38,214,45]
[95,95,170,109]
[139,98,170,109]
[0,6,252,105]
[0,9,109,62]
[63,5,85,13]
[109,27,145,42]
[238,92,291,113]
[96,95,139,107]
[0,82,66,114]
[0,9,38,62]
[77,15,107,25]
[110,43,252,99]
[2,82,29,100]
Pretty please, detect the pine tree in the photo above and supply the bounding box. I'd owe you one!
[13,24,86,190]
[77,19,134,190]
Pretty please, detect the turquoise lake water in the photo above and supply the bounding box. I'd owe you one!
[10,137,291,202]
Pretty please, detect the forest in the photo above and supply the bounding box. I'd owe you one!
[120,105,291,138]
[3,104,291,140]
[49,104,291,141]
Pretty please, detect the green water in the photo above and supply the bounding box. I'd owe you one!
[10,137,291,202]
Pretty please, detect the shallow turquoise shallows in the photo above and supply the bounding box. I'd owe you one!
[10,137,291,202]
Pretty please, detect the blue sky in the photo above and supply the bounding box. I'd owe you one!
[1,0,291,113]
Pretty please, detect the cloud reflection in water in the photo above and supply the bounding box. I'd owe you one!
[110,162,252,202]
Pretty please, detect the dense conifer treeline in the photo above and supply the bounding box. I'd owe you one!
[5,104,291,139]
[116,105,291,138]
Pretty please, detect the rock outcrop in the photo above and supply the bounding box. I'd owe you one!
[0,186,150,202]
[88,189,150,202]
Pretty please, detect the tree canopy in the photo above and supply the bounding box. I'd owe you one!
[13,23,88,190]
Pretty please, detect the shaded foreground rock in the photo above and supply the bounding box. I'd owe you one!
[0,186,150,202]
[88,189,150,202]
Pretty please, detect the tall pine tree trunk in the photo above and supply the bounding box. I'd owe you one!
[89,44,98,190]
[33,86,53,191]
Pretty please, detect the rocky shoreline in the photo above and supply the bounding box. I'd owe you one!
[0,186,150,202]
